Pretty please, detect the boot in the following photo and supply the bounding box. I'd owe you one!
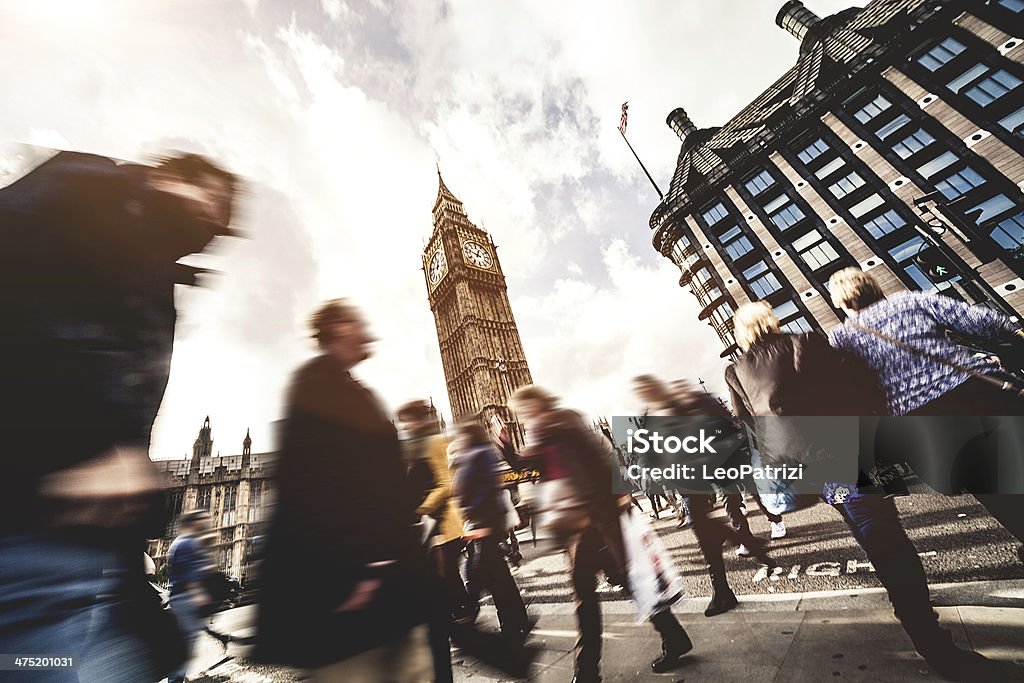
[649,610,693,673]
[704,556,738,617]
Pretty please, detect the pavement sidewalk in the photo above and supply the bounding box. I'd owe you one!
[454,583,1024,682]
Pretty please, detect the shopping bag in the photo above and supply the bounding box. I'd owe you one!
[620,507,684,623]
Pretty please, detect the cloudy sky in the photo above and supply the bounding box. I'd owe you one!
[0,0,863,458]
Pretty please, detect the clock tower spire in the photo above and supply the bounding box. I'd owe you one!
[423,170,532,445]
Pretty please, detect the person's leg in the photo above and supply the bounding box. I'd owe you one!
[479,538,529,639]
[723,490,753,536]
[168,590,202,683]
[567,529,603,681]
[441,539,473,621]
[648,609,693,672]
[750,488,783,524]
[686,495,738,617]
[426,545,454,683]
[832,493,1005,677]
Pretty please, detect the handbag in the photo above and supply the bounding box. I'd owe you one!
[847,321,1024,395]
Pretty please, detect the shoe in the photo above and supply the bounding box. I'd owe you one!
[770,520,787,539]
[571,675,601,683]
[704,588,738,617]
[736,544,753,557]
[651,630,693,673]
[676,516,689,529]
[738,504,748,517]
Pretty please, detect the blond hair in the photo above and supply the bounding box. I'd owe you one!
[733,302,780,351]
[828,267,885,311]
[508,384,558,413]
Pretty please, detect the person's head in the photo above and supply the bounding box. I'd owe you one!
[454,419,489,452]
[668,379,700,406]
[149,153,238,230]
[828,267,886,314]
[396,399,436,437]
[733,302,781,351]
[179,509,210,536]
[310,298,375,369]
[632,374,671,407]
[508,384,558,425]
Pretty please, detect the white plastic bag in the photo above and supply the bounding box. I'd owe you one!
[502,488,521,531]
[620,507,684,623]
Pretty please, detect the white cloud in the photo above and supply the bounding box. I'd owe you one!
[0,0,859,457]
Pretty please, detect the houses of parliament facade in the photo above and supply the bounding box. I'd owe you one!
[147,417,274,582]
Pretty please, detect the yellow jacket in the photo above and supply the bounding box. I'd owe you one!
[415,434,464,545]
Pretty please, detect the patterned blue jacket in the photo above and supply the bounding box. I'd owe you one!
[828,291,1018,416]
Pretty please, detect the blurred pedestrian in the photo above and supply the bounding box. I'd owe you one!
[500,385,693,680]
[450,419,531,646]
[729,301,1019,680]
[828,267,1024,543]
[0,150,237,682]
[633,375,774,617]
[255,300,432,682]
[398,398,471,682]
[168,510,216,683]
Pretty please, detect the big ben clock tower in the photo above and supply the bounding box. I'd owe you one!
[423,169,533,445]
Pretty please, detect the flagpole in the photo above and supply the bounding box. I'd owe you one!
[619,128,663,200]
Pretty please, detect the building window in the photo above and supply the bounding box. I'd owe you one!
[849,194,885,219]
[876,114,911,140]
[828,172,866,199]
[967,194,1016,224]
[702,202,729,226]
[781,317,813,334]
[791,230,840,270]
[935,167,986,200]
[992,212,1024,250]
[1000,106,1024,134]
[916,37,967,72]
[720,224,754,260]
[773,300,799,321]
[763,194,805,230]
[948,65,1022,107]
[707,302,735,327]
[745,169,775,196]
[814,156,846,180]
[892,129,936,159]
[798,138,829,164]
[743,261,782,298]
[993,0,1024,12]
[197,488,211,511]
[863,209,907,239]
[916,151,958,179]
[853,94,891,123]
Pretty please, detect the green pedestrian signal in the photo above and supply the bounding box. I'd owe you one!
[913,247,958,283]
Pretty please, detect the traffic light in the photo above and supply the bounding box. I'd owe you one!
[913,246,959,283]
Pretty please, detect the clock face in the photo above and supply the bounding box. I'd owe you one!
[462,240,494,269]
[427,248,447,286]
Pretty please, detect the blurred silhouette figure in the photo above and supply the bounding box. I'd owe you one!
[450,419,531,646]
[828,267,1024,542]
[729,301,1023,681]
[397,398,469,682]
[255,300,433,682]
[168,509,216,683]
[0,150,236,682]
[500,385,693,681]
[633,375,773,618]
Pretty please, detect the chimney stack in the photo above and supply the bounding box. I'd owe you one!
[776,0,822,41]
[666,108,698,142]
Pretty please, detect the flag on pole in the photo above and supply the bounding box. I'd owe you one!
[618,101,629,135]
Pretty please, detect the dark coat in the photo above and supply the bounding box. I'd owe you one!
[255,355,427,668]
[451,444,506,535]
[725,332,885,478]
[501,409,627,583]
[0,152,221,532]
